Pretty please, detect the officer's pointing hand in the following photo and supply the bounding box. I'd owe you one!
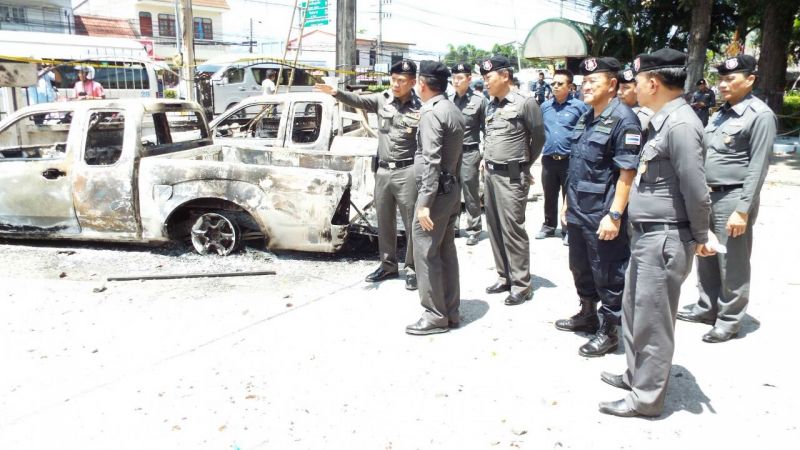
[313,83,337,96]
[417,207,434,232]
[597,215,620,241]
[726,211,748,238]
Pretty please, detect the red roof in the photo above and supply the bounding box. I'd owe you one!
[75,15,137,38]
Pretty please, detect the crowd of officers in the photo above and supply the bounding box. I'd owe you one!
[313,48,776,418]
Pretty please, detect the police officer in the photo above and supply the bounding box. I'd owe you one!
[599,48,715,418]
[448,62,487,246]
[314,60,422,290]
[480,55,545,306]
[554,57,641,357]
[678,55,777,343]
[405,61,465,335]
[617,68,654,129]
[691,78,716,126]
[536,69,589,242]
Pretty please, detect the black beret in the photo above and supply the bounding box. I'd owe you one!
[390,59,417,75]
[633,48,686,73]
[696,78,707,85]
[451,62,472,74]
[479,55,512,75]
[617,68,636,84]
[419,61,450,80]
[580,57,621,75]
[473,80,484,89]
[716,55,757,75]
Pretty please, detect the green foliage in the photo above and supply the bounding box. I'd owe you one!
[164,89,178,99]
[443,43,533,70]
[366,84,385,93]
[781,91,800,132]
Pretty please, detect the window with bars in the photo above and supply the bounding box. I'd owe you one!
[157,13,175,37]
[139,12,152,37]
[193,17,212,40]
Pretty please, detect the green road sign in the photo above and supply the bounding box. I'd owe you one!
[305,8,328,19]
[304,18,329,27]
[300,0,327,8]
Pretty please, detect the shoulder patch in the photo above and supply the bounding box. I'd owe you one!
[624,132,641,146]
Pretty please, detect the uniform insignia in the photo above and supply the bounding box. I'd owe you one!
[724,135,732,145]
[625,133,641,146]
[596,125,612,134]
[482,60,493,71]
[623,69,634,81]
[725,58,738,70]
[458,64,464,71]
[584,58,597,72]
[402,61,410,72]
[634,58,641,72]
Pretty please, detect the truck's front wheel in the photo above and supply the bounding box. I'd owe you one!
[190,211,242,256]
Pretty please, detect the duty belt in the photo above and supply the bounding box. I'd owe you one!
[378,159,414,170]
[630,222,690,233]
[463,143,480,152]
[484,160,531,173]
[709,184,744,193]
[546,154,569,161]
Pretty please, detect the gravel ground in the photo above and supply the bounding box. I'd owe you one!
[1,156,798,450]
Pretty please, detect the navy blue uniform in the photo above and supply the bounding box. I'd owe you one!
[565,97,641,324]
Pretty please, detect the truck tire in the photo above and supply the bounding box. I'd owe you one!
[190,211,242,256]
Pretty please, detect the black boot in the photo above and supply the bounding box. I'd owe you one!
[555,298,599,333]
[579,318,619,357]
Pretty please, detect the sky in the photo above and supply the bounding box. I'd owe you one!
[224,0,594,56]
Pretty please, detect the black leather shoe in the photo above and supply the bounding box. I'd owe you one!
[448,320,460,329]
[600,371,631,391]
[405,318,449,335]
[555,298,599,333]
[677,309,715,325]
[702,327,738,343]
[486,281,511,294]
[365,267,399,283]
[579,321,618,357]
[504,290,532,306]
[405,273,418,291]
[535,229,555,239]
[598,399,642,418]
[466,234,479,246]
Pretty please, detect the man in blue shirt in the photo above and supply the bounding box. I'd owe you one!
[532,71,553,105]
[536,69,589,241]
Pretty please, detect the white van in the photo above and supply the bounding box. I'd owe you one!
[195,58,324,117]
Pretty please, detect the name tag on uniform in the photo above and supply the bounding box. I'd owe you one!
[596,125,612,134]
[625,133,641,146]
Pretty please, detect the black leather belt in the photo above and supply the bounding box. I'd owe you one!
[485,160,531,173]
[709,184,743,193]
[463,143,480,152]
[631,222,690,233]
[378,159,414,170]
[546,154,569,161]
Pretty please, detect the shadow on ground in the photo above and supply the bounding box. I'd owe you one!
[655,364,715,420]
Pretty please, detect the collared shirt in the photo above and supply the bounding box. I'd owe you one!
[704,93,777,214]
[565,97,641,229]
[541,96,589,156]
[692,89,715,111]
[532,79,552,102]
[484,90,545,163]
[633,105,654,131]
[449,88,487,147]
[414,94,465,209]
[334,88,422,161]
[28,72,57,104]
[628,97,711,243]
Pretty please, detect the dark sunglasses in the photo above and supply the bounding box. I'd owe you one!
[551,81,566,87]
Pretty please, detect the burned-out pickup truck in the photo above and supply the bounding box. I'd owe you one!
[0,99,354,255]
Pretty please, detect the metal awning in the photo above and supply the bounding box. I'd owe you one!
[523,18,588,59]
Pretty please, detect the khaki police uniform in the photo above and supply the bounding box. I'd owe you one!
[449,87,487,238]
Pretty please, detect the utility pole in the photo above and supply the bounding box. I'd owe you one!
[336,0,357,89]
[378,0,383,69]
[249,18,254,53]
[178,0,196,101]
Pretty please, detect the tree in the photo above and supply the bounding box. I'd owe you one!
[685,0,714,90]
[757,0,800,113]
[443,43,532,70]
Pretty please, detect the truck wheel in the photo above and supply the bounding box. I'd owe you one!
[190,211,241,256]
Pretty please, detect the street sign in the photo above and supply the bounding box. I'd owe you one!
[300,0,327,8]
[304,18,329,27]
[305,8,328,19]
[302,0,329,27]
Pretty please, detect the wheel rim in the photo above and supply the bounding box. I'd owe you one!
[190,213,239,256]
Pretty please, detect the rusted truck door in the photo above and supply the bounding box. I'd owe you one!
[0,111,81,234]
[71,109,139,237]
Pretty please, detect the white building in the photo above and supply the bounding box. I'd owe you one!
[0,0,74,33]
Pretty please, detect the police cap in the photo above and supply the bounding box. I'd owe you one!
[716,55,757,75]
[451,62,472,74]
[419,61,451,82]
[580,57,621,75]
[617,68,636,84]
[633,48,686,73]
[479,55,512,75]
[391,59,417,76]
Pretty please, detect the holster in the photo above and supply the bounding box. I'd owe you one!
[508,160,522,182]
[438,171,456,195]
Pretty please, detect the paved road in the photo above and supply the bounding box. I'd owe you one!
[1,156,798,449]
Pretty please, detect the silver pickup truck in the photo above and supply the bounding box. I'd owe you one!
[0,99,354,255]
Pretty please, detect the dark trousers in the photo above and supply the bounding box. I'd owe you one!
[541,155,569,231]
[375,166,417,273]
[484,170,531,295]
[567,222,629,324]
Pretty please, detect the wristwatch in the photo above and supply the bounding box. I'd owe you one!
[608,210,622,221]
